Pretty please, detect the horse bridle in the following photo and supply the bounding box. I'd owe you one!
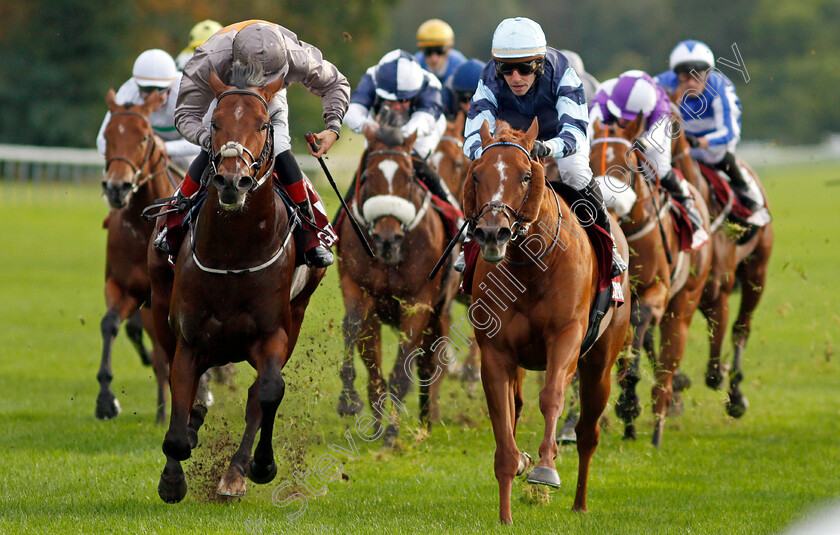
[104,111,173,193]
[207,89,275,191]
[353,149,430,233]
[471,140,563,265]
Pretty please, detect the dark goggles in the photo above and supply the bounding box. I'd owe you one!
[423,46,447,57]
[456,91,474,103]
[138,85,168,95]
[495,59,542,76]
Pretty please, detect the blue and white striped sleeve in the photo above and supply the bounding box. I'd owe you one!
[463,79,498,160]
[546,67,589,159]
[705,77,741,147]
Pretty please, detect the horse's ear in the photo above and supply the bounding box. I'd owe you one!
[479,120,492,147]
[624,112,645,140]
[262,76,285,102]
[518,160,546,223]
[140,90,165,115]
[462,160,478,220]
[105,89,119,112]
[404,131,418,152]
[592,118,604,138]
[208,70,227,97]
[524,117,539,148]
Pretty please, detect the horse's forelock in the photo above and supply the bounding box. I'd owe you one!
[231,58,266,89]
[492,120,528,145]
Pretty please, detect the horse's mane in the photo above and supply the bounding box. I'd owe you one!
[230,58,266,89]
[492,120,530,145]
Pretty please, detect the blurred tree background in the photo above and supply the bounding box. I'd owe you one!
[1,0,837,147]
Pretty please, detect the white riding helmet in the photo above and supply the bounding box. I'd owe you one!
[669,40,715,73]
[491,17,547,60]
[606,72,658,122]
[374,50,426,101]
[132,49,177,89]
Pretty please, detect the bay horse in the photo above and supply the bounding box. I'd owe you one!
[148,60,325,503]
[670,124,774,417]
[463,118,630,523]
[98,89,178,423]
[590,118,712,446]
[336,119,458,446]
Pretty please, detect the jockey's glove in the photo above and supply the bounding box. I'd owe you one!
[685,134,700,148]
[530,140,552,161]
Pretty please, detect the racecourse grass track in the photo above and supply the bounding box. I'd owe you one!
[1,155,838,534]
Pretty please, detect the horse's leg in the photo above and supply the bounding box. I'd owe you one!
[512,368,532,475]
[158,343,201,503]
[528,332,578,488]
[418,310,447,425]
[218,379,261,497]
[557,370,580,444]
[616,300,653,440]
[141,308,169,424]
[248,331,289,485]
[125,310,151,366]
[338,312,364,416]
[480,350,519,525]
[651,307,692,447]
[96,280,138,420]
[727,237,772,418]
[385,307,434,446]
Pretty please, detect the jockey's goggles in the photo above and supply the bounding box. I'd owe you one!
[422,46,447,57]
[495,58,542,76]
[138,85,170,95]
[456,91,474,103]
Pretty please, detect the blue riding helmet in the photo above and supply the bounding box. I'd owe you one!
[451,58,485,94]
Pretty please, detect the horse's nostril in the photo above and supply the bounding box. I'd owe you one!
[212,174,225,188]
[473,227,486,245]
[120,182,133,193]
[497,227,512,244]
[101,180,108,190]
[237,176,253,191]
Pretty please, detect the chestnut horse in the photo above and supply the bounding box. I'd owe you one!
[670,126,774,417]
[463,119,630,523]
[98,89,178,423]
[148,61,325,503]
[590,119,712,446]
[336,121,457,446]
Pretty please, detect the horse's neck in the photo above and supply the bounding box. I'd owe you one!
[200,185,282,246]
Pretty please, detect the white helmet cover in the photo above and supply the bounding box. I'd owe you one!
[132,49,177,88]
[374,50,425,101]
[669,40,715,71]
[491,17,547,59]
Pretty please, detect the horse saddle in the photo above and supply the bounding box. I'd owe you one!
[698,163,771,238]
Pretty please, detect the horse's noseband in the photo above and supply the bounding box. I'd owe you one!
[473,141,535,241]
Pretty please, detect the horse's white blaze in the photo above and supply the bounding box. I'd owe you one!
[492,155,507,202]
[118,124,124,135]
[430,150,444,170]
[606,146,615,163]
[377,160,400,194]
[234,104,244,122]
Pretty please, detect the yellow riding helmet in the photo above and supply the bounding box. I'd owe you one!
[188,19,223,50]
[416,19,454,48]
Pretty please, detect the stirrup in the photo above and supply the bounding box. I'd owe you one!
[611,246,627,277]
[304,245,334,268]
[454,251,466,273]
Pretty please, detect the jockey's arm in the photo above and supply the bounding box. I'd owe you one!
[343,70,378,134]
[175,48,215,150]
[545,67,589,160]
[463,79,498,160]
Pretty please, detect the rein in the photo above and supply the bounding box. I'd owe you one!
[104,111,175,193]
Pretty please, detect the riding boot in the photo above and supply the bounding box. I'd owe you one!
[714,152,761,212]
[661,170,709,248]
[153,151,208,256]
[274,150,334,268]
[577,178,627,277]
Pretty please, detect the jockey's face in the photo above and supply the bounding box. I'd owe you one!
[677,71,707,93]
[422,46,449,72]
[385,99,411,115]
[503,69,536,96]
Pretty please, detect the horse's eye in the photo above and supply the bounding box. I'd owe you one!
[522,173,531,183]
[261,122,270,131]
[472,172,479,183]
[210,121,218,130]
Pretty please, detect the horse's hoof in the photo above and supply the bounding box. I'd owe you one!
[705,366,724,390]
[248,459,277,485]
[667,392,685,417]
[158,465,187,503]
[556,422,577,445]
[726,394,749,418]
[95,393,121,420]
[217,465,247,497]
[138,349,153,367]
[516,452,532,476]
[197,389,214,407]
[672,371,692,392]
[616,392,641,421]
[162,434,191,462]
[337,391,364,417]
[526,466,561,488]
[652,423,664,448]
[623,424,637,441]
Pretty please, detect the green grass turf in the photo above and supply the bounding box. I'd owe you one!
[0,158,838,534]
